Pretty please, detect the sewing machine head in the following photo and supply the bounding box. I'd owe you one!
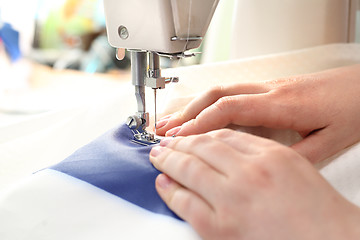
[103,0,219,144]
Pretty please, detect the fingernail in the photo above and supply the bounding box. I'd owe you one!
[166,126,181,137]
[156,119,168,129]
[160,137,173,147]
[150,146,165,157]
[157,174,172,189]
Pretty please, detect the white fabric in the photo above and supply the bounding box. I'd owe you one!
[1,44,360,239]
[0,170,199,240]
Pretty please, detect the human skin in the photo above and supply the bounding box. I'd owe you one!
[149,129,360,240]
[155,64,360,163]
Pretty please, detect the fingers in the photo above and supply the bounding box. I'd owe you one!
[155,174,215,233]
[206,128,275,154]
[150,132,249,205]
[150,132,249,236]
[166,93,294,137]
[163,134,244,173]
[150,145,224,202]
[116,48,125,60]
[155,83,270,136]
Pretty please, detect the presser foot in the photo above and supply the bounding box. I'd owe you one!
[131,130,160,146]
[126,115,160,146]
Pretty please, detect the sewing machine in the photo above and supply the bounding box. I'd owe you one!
[103,0,219,144]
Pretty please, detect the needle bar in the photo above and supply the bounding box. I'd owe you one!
[154,88,157,130]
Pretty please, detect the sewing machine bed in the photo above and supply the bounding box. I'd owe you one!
[1,44,360,239]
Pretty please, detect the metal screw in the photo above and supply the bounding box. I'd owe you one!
[126,115,141,129]
[118,25,129,40]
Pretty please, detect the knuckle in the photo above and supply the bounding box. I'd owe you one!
[269,77,309,101]
[237,145,292,187]
[255,144,295,168]
[246,161,274,188]
[266,77,292,86]
[189,161,208,182]
[173,110,185,122]
[174,190,192,211]
[270,87,297,108]
[167,136,183,149]
[178,155,209,183]
[187,134,212,147]
[213,96,236,112]
[183,118,197,129]
[210,128,235,139]
[153,149,169,168]
[207,85,225,99]
[177,154,194,173]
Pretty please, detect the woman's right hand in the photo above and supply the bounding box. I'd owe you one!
[155,64,360,163]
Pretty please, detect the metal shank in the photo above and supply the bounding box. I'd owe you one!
[130,51,148,130]
[127,50,179,144]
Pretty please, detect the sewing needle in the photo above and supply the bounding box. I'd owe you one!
[154,88,157,130]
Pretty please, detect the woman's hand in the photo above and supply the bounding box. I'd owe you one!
[150,130,360,240]
[155,64,360,163]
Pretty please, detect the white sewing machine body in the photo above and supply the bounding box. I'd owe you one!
[103,0,219,53]
[203,0,359,62]
[103,0,219,144]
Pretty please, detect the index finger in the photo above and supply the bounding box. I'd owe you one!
[206,129,278,155]
[164,134,244,174]
[166,90,303,137]
[156,83,270,136]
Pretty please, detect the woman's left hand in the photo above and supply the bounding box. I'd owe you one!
[149,129,360,240]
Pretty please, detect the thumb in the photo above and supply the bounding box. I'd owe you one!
[291,128,338,163]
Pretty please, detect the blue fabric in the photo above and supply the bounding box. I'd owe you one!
[0,23,21,62]
[50,124,180,220]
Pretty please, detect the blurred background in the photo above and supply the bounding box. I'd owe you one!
[1,0,129,73]
[0,0,216,76]
[0,0,359,113]
[1,0,358,73]
[1,0,360,72]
